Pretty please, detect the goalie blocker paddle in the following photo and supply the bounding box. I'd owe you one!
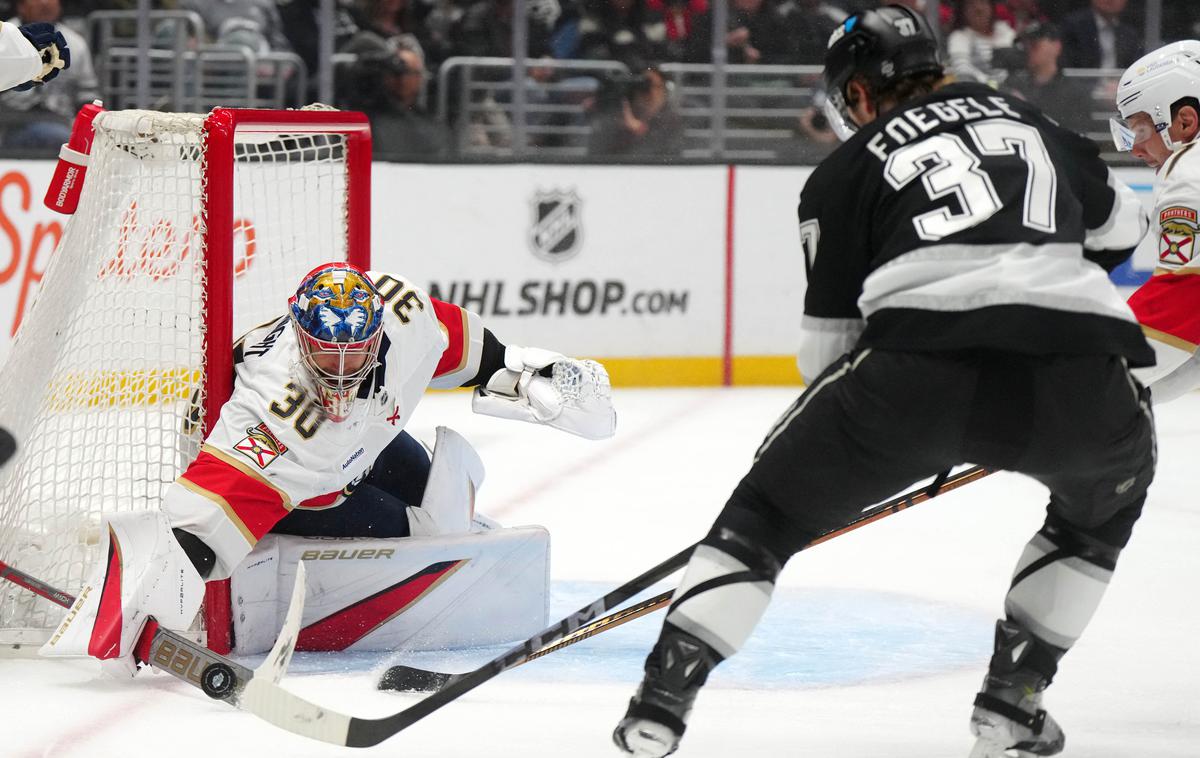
[1,465,991,748]
[378,464,994,694]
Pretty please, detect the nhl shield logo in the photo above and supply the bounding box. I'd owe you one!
[529,189,582,262]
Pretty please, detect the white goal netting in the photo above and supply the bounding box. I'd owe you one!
[0,108,362,647]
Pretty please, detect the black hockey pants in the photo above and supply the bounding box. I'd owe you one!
[270,430,431,538]
[716,348,1156,563]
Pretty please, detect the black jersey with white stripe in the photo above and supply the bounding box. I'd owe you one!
[796,81,1153,382]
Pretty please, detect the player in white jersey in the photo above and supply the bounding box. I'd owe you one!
[0,20,68,91]
[1111,41,1200,403]
[41,262,616,672]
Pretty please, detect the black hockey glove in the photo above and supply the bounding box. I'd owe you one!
[13,22,70,91]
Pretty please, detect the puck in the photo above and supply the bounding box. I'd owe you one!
[200,662,237,699]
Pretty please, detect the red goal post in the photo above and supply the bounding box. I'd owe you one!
[0,106,371,655]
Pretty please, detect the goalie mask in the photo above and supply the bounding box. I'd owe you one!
[288,262,384,422]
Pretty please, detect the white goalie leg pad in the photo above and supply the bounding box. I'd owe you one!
[1004,532,1115,650]
[40,510,205,671]
[406,426,484,537]
[229,527,550,654]
[472,345,616,440]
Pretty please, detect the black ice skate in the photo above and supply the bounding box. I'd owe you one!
[613,627,720,758]
[969,620,1066,758]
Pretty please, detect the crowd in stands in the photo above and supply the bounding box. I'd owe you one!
[0,0,1193,160]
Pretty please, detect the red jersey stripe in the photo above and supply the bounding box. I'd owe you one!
[431,298,470,379]
[179,449,291,541]
[298,490,343,510]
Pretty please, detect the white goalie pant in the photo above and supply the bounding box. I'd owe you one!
[39,510,205,672]
[228,526,550,654]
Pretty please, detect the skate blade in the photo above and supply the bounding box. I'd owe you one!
[969,739,1040,758]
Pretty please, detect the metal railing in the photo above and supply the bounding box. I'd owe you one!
[89,10,307,112]
[1062,68,1126,161]
[429,57,1137,164]
[12,8,1147,164]
[436,57,629,158]
[660,63,825,161]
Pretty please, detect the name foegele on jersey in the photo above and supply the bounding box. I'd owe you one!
[865,95,1023,161]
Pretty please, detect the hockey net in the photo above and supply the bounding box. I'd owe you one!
[0,107,370,652]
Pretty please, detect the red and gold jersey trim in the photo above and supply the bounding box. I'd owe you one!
[431,298,472,379]
[178,446,295,545]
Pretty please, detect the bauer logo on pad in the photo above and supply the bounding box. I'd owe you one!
[234,422,289,470]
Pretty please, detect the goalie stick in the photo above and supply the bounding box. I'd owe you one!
[0,465,993,748]
[378,464,995,694]
[0,544,693,747]
[0,557,309,706]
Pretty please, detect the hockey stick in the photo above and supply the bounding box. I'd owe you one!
[0,543,695,747]
[378,463,995,694]
[0,556,308,705]
[379,587,675,692]
[1,466,994,748]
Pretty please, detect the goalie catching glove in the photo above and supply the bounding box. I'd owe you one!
[472,346,616,440]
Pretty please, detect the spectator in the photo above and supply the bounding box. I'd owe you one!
[352,0,419,38]
[645,0,707,63]
[0,0,99,148]
[1161,3,1200,44]
[587,65,682,157]
[781,0,848,65]
[458,0,557,59]
[685,0,791,65]
[415,0,467,66]
[179,0,293,53]
[276,0,360,87]
[338,32,445,158]
[946,0,1016,84]
[1004,21,1093,134]
[1059,0,1141,70]
[997,0,1047,37]
[576,0,669,68]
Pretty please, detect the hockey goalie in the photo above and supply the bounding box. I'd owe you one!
[40,262,616,671]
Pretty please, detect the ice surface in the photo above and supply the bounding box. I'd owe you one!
[3,387,1198,757]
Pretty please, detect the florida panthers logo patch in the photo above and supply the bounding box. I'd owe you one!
[233,422,289,469]
[1160,206,1197,267]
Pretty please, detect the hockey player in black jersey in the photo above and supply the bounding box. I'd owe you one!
[613,6,1156,758]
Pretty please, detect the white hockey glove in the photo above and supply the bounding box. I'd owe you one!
[40,510,205,677]
[472,345,616,440]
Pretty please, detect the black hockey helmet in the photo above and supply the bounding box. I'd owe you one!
[822,4,942,139]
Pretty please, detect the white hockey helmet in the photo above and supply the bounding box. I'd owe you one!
[1111,40,1200,152]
